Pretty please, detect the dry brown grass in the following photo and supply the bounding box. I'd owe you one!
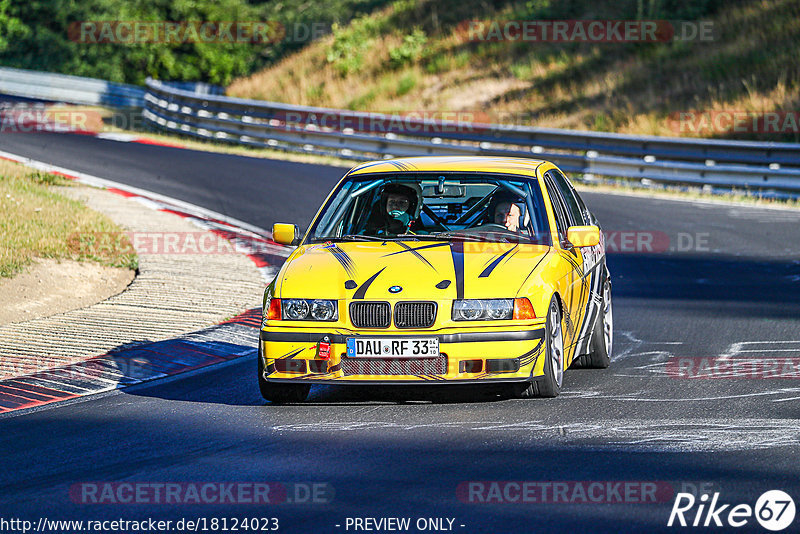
[0,160,138,278]
[228,0,800,142]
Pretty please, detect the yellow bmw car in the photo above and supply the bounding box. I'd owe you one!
[258,156,612,402]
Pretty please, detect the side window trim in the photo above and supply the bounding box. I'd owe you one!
[547,170,583,227]
[563,173,592,225]
[544,176,570,242]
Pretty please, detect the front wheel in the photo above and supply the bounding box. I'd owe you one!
[258,347,310,403]
[515,295,564,398]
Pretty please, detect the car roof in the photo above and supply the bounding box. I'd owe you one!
[346,156,549,178]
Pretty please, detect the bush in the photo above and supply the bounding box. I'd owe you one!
[0,0,390,85]
[395,72,416,96]
[326,15,379,76]
[388,28,427,68]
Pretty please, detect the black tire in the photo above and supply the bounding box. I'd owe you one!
[515,295,564,398]
[582,276,612,369]
[257,347,310,403]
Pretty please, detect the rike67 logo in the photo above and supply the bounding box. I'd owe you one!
[668,490,795,531]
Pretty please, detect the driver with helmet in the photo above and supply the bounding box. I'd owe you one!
[364,183,423,236]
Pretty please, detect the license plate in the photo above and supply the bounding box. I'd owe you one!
[346,337,439,358]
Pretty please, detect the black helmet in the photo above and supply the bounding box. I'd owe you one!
[380,183,419,216]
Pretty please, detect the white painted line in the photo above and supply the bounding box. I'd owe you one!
[96,132,138,142]
[130,196,163,211]
[719,340,800,360]
[738,349,800,353]
[739,339,800,345]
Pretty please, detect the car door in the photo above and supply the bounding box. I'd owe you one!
[547,169,599,354]
[543,173,584,355]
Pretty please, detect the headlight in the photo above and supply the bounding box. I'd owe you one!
[452,299,513,321]
[283,299,310,320]
[486,299,513,319]
[281,299,338,321]
[310,299,337,321]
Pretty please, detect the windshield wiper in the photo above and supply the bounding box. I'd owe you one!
[325,234,388,242]
[393,233,424,241]
[338,234,427,242]
[428,231,490,242]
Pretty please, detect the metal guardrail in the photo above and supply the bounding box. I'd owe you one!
[143,78,800,193]
[3,68,798,193]
[0,66,145,108]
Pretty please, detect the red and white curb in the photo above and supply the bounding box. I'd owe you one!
[0,147,290,415]
[96,131,189,148]
[0,309,263,414]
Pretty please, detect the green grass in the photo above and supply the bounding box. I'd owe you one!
[0,160,138,278]
[395,72,417,96]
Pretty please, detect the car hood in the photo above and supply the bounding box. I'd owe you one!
[277,240,552,300]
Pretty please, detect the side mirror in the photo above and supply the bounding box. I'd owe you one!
[566,225,600,248]
[272,223,300,246]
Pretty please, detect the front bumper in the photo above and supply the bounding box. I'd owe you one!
[259,326,546,384]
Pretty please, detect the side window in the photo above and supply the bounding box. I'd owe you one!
[572,189,592,225]
[524,181,552,246]
[548,170,584,226]
[560,172,593,224]
[543,178,569,243]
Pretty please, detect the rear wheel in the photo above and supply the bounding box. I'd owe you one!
[515,295,564,398]
[583,276,613,369]
[258,346,310,403]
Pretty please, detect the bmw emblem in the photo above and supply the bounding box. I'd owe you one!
[389,285,403,294]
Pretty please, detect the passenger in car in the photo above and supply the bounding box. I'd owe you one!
[489,192,526,233]
[494,201,522,232]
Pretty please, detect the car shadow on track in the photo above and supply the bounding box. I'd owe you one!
[119,345,519,407]
[303,383,516,405]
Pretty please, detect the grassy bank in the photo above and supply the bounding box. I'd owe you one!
[0,160,137,278]
[228,0,800,142]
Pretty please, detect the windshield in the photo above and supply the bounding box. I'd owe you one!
[305,173,551,245]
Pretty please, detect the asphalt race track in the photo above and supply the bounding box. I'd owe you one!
[2,132,800,532]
